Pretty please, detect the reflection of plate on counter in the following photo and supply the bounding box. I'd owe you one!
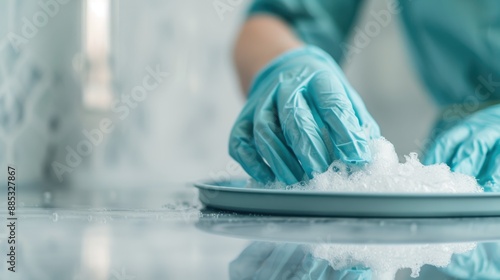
[194,179,500,218]
[195,209,500,244]
[196,180,500,244]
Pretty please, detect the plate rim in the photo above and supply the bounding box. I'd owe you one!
[194,179,500,199]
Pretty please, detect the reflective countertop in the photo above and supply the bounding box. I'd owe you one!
[1,184,500,280]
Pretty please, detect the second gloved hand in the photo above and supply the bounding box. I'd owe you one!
[229,46,380,185]
[424,104,500,192]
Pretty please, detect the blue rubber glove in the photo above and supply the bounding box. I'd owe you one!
[425,105,500,278]
[440,243,500,279]
[229,242,372,280]
[423,104,500,192]
[229,46,380,185]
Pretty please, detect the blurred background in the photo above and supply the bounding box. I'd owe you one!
[0,0,439,188]
[0,1,476,279]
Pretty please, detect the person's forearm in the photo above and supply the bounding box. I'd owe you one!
[233,15,304,94]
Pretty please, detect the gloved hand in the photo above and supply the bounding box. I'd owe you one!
[229,46,380,185]
[440,243,500,279]
[425,106,500,278]
[423,104,500,192]
[229,242,372,280]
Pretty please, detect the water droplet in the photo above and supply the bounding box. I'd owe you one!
[43,192,52,204]
[410,223,418,233]
[52,212,58,222]
[88,215,93,222]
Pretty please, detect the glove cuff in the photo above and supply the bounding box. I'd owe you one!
[247,45,335,99]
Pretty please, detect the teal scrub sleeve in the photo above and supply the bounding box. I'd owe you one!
[247,0,364,63]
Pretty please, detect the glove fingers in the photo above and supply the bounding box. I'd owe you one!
[478,141,500,192]
[229,115,275,184]
[345,85,381,139]
[254,91,305,185]
[335,267,372,280]
[309,46,379,139]
[309,71,371,163]
[254,243,304,277]
[441,242,500,278]
[277,84,331,179]
[423,125,471,166]
[449,137,491,177]
[229,242,276,280]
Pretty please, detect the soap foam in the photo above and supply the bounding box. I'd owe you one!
[308,243,476,280]
[253,138,483,193]
[245,138,480,278]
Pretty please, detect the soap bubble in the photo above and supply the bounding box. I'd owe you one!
[52,212,58,222]
[254,138,483,194]
[308,242,475,280]
[43,192,52,204]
